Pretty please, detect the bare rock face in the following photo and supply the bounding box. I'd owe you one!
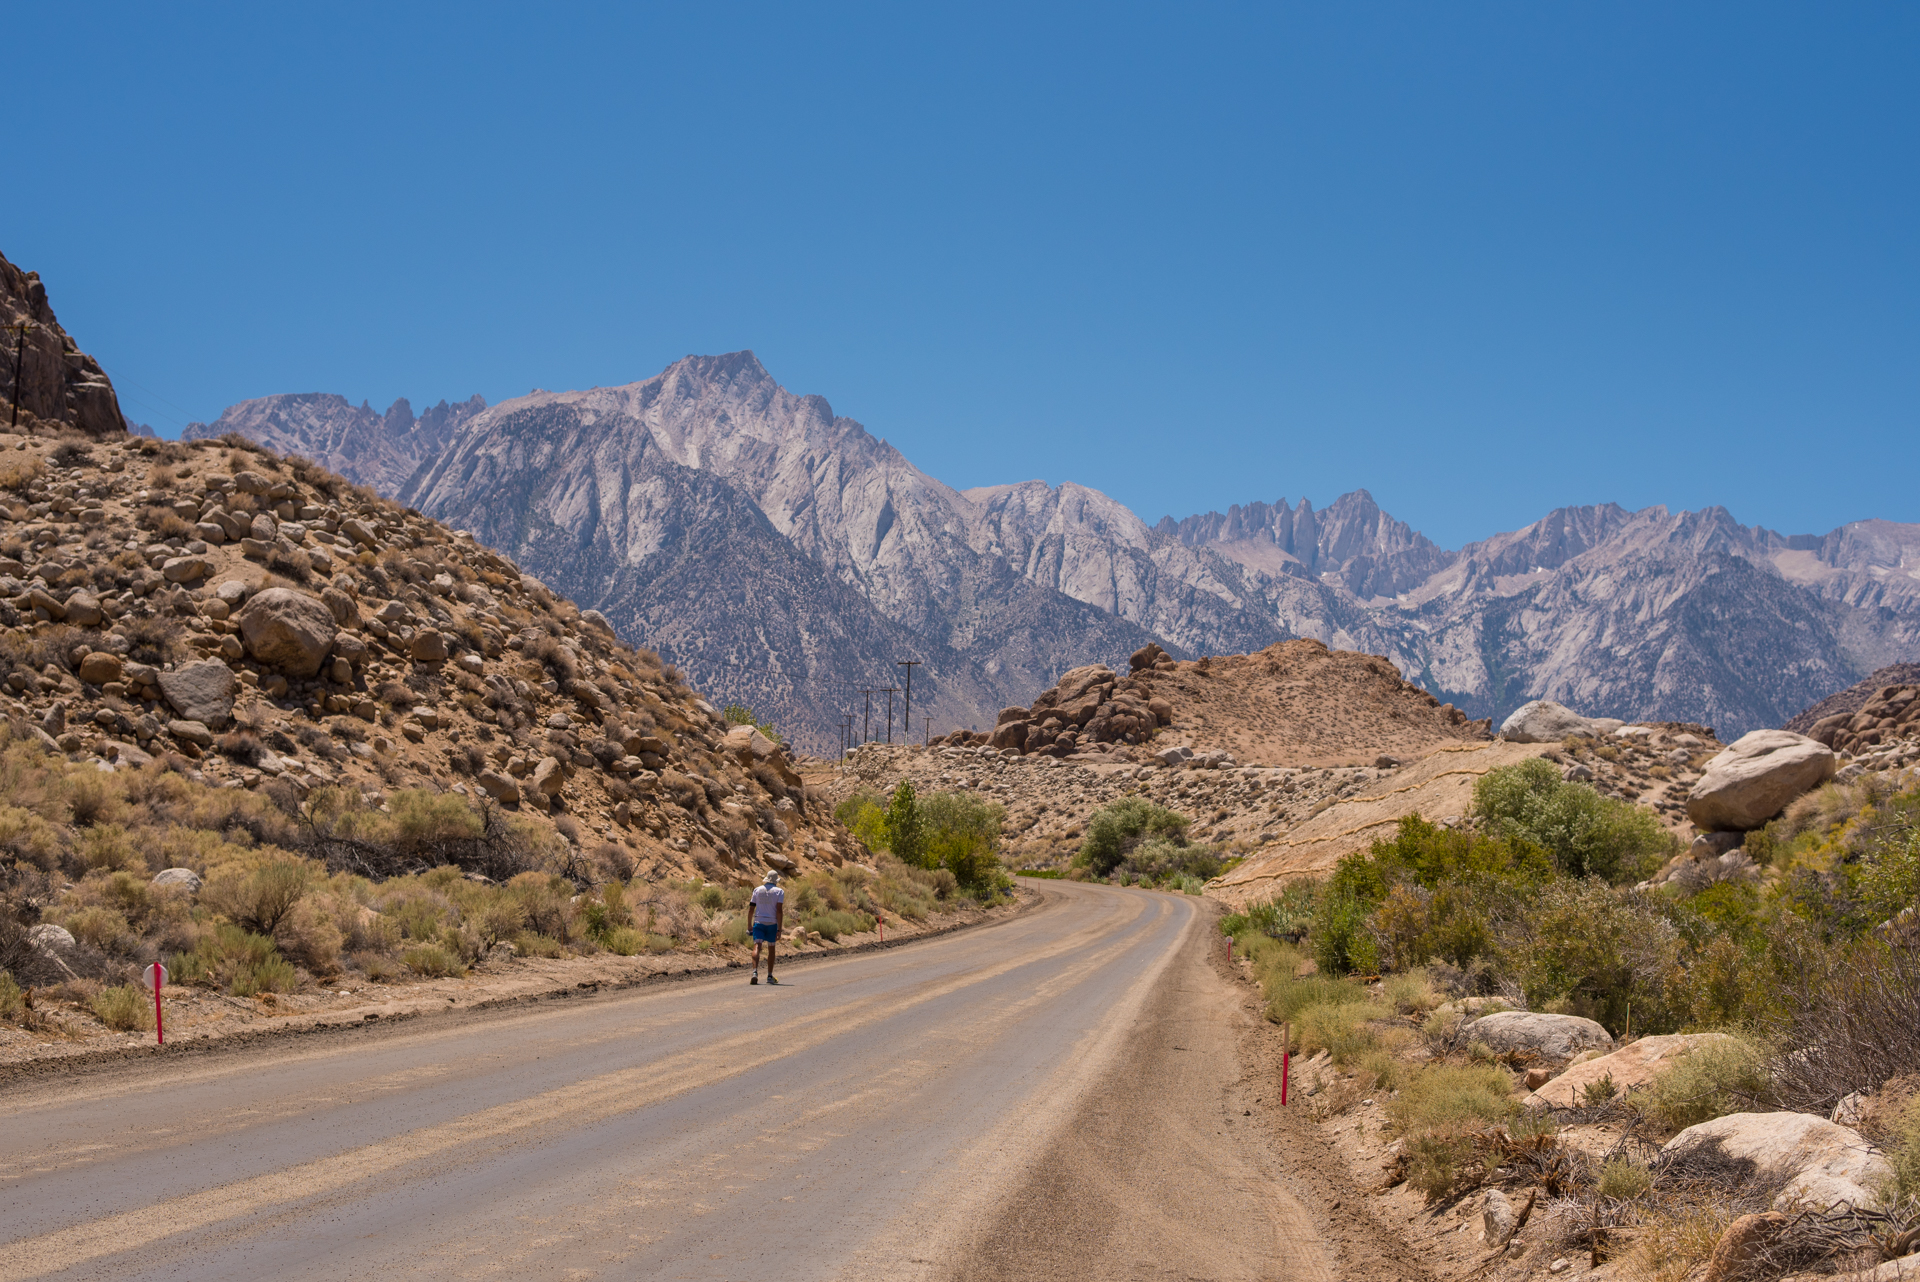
[1500,700,1625,743]
[236,587,338,677]
[0,251,128,436]
[1686,730,1837,832]
[157,659,237,730]
[1662,1113,1891,1211]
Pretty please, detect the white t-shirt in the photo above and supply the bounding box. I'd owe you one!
[750,885,785,923]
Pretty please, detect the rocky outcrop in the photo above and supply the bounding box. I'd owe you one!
[0,251,127,437]
[1662,1112,1891,1211]
[1800,682,1920,756]
[1499,700,1625,743]
[1686,730,1837,832]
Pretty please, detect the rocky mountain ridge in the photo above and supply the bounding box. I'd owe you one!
[190,352,1920,742]
[0,252,127,438]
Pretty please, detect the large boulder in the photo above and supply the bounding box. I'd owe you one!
[1662,1112,1891,1211]
[1500,700,1625,743]
[1687,730,1837,832]
[157,658,237,729]
[1529,1032,1738,1107]
[235,587,337,677]
[988,720,1029,752]
[1054,664,1116,705]
[1467,1011,1614,1063]
[725,724,780,762]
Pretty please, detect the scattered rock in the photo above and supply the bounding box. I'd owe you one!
[235,586,338,677]
[161,555,215,583]
[475,770,521,805]
[1702,1211,1789,1282]
[1467,1011,1614,1063]
[168,719,215,748]
[1482,1187,1517,1246]
[28,923,74,952]
[1528,1032,1738,1107]
[1686,730,1837,832]
[532,756,567,796]
[151,868,204,893]
[410,630,448,663]
[1662,1112,1892,1211]
[76,651,123,686]
[1500,700,1625,743]
[157,658,237,730]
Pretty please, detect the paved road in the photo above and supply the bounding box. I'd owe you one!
[0,880,1332,1281]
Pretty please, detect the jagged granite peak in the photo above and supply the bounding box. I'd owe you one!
[402,355,1161,742]
[0,249,128,436]
[204,352,1920,741]
[183,391,486,497]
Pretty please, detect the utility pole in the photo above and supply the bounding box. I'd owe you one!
[896,659,921,746]
[842,715,854,759]
[879,687,898,744]
[5,322,32,431]
[923,715,931,746]
[860,688,874,744]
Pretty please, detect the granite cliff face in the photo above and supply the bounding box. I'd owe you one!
[184,393,487,497]
[0,251,127,437]
[202,352,1920,743]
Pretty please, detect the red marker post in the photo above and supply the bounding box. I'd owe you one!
[1279,1020,1290,1106]
[143,962,167,1045]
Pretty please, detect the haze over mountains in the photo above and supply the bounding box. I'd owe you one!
[185,352,1920,746]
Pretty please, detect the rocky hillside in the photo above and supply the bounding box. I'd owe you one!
[197,353,1920,742]
[0,252,126,438]
[1782,662,1920,735]
[184,393,486,499]
[0,427,857,889]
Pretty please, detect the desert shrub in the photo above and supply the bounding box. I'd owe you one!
[403,944,464,978]
[1383,969,1444,1016]
[1887,1096,1920,1206]
[0,971,24,1021]
[1596,1156,1654,1200]
[0,804,66,871]
[1310,882,1379,976]
[513,931,563,959]
[77,823,141,872]
[1474,758,1678,882]
[61,772,128,829]
[1494,878,1686,1034]
[1076,797,1189,876]
[203,859,310,936]
[90,984,152,1032]
[60,905,136,955]
[579,882,634,945]
[1297,997,1374,1062]
[0,454,44,491]
[1643,1036,1767,1130]
[719,914,751,946]
[805,909,873,941]
[233,953,298,995]
[1120,836,1224,885]
[1763,935,1920,1116]
[1387,1062,1519,1137]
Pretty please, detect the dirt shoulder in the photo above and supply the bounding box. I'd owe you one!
[0,889,1033,1082]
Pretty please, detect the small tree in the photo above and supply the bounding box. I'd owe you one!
[886,781,926,868]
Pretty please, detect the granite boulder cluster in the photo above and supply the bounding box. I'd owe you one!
[940,645,1177,758]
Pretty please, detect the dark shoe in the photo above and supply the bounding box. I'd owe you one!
[750,974,759,985]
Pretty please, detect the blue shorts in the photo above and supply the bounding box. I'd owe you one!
[750,921,780,944]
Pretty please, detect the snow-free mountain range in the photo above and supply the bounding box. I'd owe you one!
[184,352,1920,751]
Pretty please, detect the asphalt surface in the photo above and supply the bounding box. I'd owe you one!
[0,880,1332,1281]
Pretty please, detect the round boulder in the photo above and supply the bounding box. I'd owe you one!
[151,867,204,893]
[1687,730,1838,832]
[236,587,338,677]
[1466,1011,1614,1063]
[1500,700,1626,743]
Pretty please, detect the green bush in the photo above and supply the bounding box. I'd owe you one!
[722,703,781,744]
[233,954,298,996]
[1386,1062,1519,1137]
[920,790,1005,892]
[1597,1156,1653,1200]
[0,970,22,1021]
[1473,758,1677,883]
[1076,797,1190,876]
[90,983,152,1031]
[1643,1036,1767,1131]
[1887,1096,1920,1206]
[885,782,926,867]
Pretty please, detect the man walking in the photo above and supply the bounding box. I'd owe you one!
[749,870,784,985]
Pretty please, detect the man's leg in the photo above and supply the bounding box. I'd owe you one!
[766,941,778,982]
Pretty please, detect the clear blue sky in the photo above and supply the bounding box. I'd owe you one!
[7,3,1915,549]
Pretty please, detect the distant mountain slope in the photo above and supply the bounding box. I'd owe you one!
[184,392,486,497]
[202,352,1920,741]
